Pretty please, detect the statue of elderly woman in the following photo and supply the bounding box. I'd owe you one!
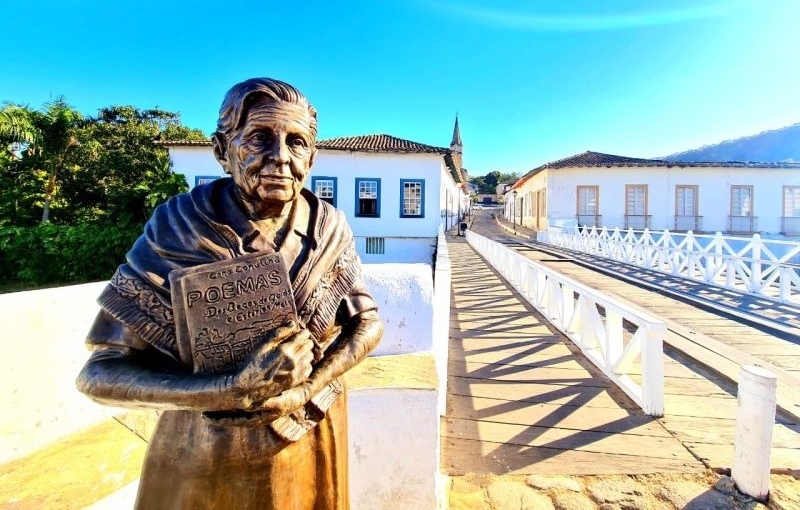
[77,78,384,509]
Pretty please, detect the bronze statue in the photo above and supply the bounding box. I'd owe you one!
[77,78,384,509]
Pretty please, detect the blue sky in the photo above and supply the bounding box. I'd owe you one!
[3,0,799,176]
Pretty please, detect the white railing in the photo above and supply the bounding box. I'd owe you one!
[466,230,665,416]
[539,227,800,304]
[433,228,451,416]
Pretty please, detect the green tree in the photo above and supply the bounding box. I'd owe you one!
[484,170,501,190]
[0,104,39,145]
[60,106,193,225]
[470,171,520,194]
[0,99,84,223]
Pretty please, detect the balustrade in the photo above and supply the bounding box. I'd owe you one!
[674,215,703,232]
[538,226,800,304]
[624,214,652,230]
[466,230,665,416]
[729,215,758,234]
[781,216,800,235]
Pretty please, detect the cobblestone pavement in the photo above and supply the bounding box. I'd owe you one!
[447,472,800,510]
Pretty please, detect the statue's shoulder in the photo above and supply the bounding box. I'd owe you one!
[149,178,232,227]
[300,188,350,235]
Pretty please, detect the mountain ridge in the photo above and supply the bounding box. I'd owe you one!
[661,123,800,163]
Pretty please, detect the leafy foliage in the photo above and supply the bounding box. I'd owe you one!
[1,101,195,227]
[1,98,85,223]
[0,99,201,290]
[0,223,140,289]
[471,170,520,194]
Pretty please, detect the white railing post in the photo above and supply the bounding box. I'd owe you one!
[750,233,763,293]
[732,365,777,502]
[640,323,665,416]
[779,266,792,302]
[605,310,623,368]
[539,227,800,303]
[467,231,665,416]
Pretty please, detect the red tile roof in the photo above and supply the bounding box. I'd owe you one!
[512,151,800,190]
[157,134,449,155]
[544,151,659,168]
[155,139,212,146]
[315,134,449,154]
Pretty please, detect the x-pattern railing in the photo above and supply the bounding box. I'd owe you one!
[540,227,800,304]
[466,230,665,416]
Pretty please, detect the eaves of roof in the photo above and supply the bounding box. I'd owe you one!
[157,133,450,155]
[510,151,800,191]
[315,134,449,154]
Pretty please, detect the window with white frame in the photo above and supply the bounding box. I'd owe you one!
[577,186,598,215]
[195,175,221,187]
[312,176,336,207]
[401,179,424,217]
[625,185,647,215]
[783,186,800,217]
[731,185,753,216]
[675,185,698,216]
[356,178,380,217]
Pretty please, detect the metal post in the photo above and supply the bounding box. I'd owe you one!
[732,365,777,501]
[512,191,517,228]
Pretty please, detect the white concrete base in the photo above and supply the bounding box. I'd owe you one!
[0,282,125,464]
[3,271,448,508]
[84,480,139,509]
[349,387,441,510]
[362,264,434,355]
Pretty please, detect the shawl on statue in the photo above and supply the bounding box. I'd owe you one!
[97,177,362,364]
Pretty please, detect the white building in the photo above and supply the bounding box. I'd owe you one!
[161,122,469,263]
[505,151,800,236]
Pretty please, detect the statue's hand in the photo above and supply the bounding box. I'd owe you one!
[230,321,314,410]
[253,381,312,418]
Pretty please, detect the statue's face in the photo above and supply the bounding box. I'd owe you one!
[223,99,316,205]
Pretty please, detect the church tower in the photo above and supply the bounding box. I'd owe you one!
[450,116,463,171]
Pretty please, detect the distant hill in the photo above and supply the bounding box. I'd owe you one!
[663,123,800,163]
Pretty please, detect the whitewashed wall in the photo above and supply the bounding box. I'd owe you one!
[168,145,220,186]
[355,237,434,264]
[439,162,466,233]
[361,264,434,355]
[312,150,444,236]
[168,146,467,262]
[516,165,800,234]
[5,261,446,509]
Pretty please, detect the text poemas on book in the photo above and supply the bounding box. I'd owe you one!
[170,252,297,374]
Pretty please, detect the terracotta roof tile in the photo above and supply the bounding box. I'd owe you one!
[157,134,449,155]
[315,134,449,154]
[545,151,660,168]
[512,151,800,190]
[155,139,212,146]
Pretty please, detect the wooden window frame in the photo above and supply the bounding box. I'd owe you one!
[625,184,648,215]
[783,185,800,217]
[730,185,754,217]
[576,185,599,215]
[400,179,425,218]
[674,185,699,216]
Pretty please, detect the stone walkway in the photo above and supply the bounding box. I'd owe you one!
[446,472,800,510]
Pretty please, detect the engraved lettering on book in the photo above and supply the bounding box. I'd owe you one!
[169,252,337,442]
[169,252,297,375]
